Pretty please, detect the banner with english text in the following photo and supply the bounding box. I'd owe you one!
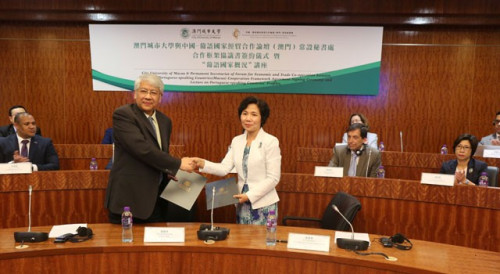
[89,25,383,95]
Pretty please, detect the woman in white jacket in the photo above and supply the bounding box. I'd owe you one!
[194,96,281,225]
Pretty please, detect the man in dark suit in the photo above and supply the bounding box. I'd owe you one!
[329,123,381,177]
[105,73,195,224]
[0,112,59,171]
[0,105,42,137]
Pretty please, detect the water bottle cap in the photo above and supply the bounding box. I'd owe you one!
[124,206,130,211]
[380,141,384,144]
[91,157,96,160]
[379,165,384,168]
[443,144,447,147]
[481,172,488,176]
[269,210,275,215]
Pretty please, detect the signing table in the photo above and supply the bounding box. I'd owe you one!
[1,223,499,274]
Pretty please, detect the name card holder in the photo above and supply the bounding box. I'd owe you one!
[287,232,330,252]
[143,227,185,243]
[314,166,343,178]
[421,173,454,186]
[0,162,33,174]
[483,149,500,159]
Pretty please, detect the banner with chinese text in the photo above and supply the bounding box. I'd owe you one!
[89,25,383,95]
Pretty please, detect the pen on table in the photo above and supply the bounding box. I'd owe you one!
[276,239,287,243]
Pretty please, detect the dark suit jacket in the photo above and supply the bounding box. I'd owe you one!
[101,128,113,144]
[0,124,42,137]
[440,158,488,185]
[105,104,182,219]
[0,134,59,171]
[328,144,382,177]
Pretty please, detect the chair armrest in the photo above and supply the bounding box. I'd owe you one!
[282,216,321,226]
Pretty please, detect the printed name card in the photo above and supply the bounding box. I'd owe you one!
[287,232,330,252]
[314,166,343,178]
[421,173,455,186]
[0,162,32,174]
[483,149,500,159]
[143,227,185,243]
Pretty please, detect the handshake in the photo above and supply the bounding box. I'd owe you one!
[179,157,205,172]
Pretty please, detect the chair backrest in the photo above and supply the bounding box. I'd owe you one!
[320,191,361,231]
[487,166,499,187]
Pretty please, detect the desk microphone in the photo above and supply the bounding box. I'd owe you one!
[197,186,230,241]
[332,205,369,251]
[14,185,49,246]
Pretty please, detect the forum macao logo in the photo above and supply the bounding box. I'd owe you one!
[181,28,190,38]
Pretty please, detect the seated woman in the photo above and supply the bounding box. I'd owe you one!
[341,113,378,149]
[440,134,488,186]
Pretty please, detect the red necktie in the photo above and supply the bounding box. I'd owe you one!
[21,140,29,157]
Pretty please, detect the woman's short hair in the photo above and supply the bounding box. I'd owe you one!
[348,113,370,131]
[453,133,479,156]
[238,96,270,126]
[134,74,164,93]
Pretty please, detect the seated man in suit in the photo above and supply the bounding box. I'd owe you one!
[479,111,500,146]
[0,105,42,137]
[101,127,113,169]
[329,123,381,177]
[0,112,59,171]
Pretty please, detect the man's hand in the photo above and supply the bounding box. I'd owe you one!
[491,139,500,146]
[180,157,196,172]
[192,157,206,169]
[13,150,29,163]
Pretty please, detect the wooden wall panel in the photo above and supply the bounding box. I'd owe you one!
[0,23,499,173]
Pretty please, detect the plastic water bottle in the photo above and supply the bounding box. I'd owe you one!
[89,157,98,170]
[121,206,133,242]
[265,210,277,246]
[478,172,489,187]
[378,142,385,152]
[440,144,448,155]
[377,165,385,178]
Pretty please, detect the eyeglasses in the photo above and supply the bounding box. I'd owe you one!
[494,120,500,125]
[137,88,161,97]
[456,145,471,151]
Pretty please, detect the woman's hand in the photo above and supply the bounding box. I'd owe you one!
[454,170,466,184]
[233,194,249,203]
[192,157,206,169]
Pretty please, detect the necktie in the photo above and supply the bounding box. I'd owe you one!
[348,153,357,176]
[21,139,29,158]
[149,117,162,149]
[148,117,157,138]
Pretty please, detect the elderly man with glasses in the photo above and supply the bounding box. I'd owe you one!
[105,73,196,224]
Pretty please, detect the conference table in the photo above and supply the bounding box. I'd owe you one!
[1,171,499,253]
[296,147,500,185]
[1,223,499,273]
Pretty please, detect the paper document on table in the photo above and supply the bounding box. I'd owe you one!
[160,170,207,210]
[49,224,87,238]
[205,177,239,210]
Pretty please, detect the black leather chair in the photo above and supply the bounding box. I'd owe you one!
[487,166,499,187]
[282,191,361,231]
